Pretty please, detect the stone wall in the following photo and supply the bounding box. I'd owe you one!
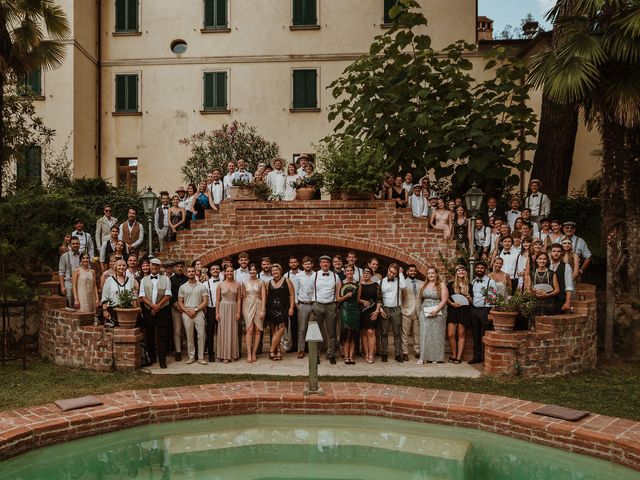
[483,284,598,377]
[38,296,142,371]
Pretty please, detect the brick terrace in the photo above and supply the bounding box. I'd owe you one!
[0,382,639,471]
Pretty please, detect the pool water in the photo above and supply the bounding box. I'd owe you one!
[1,414,638,480]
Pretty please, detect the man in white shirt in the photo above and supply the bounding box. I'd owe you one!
[524,178,551,225]
[472,218,492,260]
[266,158,287,197]
[469,262,496,364]
[409,185,429,219]
[139,258,172,369]
[506,197,522,231]
[178,266,209,365]
[204,264,222,362]
[402,172,414,193]
[71,219,94,258]
[380,263,406,363]
[207,169,225,206]
[345,251,363,282]
[154,191,171,252]
[223,161,237,197]
[549,243,574,314]
[562,221,592,275]
[233,158,253,184]
[95,205,118,251]
[295,256,316,359]
[284,256,302,353]
[119,208,144,254]
[297,155,309,177]
[520,209,540,236]
[258,257,273,283]
[499,236,526,293]
[537,218,552,245]
[312,255,341,364]
[126,253,139,282]
[234,252,251,283]
[401,264,423,361]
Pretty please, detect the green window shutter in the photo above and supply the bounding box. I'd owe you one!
[115,0,126,31]
[17,146,42,186]
[204,0,214,27]
[23,68,42,96]
[204,72,227,109]
[126,75,138,111]
[384,0,395,23]
[305,0,316,25]
[216,72,227,108]
[203,72,214,108]
[216,0,227,27]
[205,0,227,28]
[115,75,127,111]
[293,70,317,109]
[127,0,138,31]
[292,0,304,25]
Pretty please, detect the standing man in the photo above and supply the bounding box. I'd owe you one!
[139,258,172,369]
[234,252,251,283]
[472,218,492,261]
[549,243,574,314]
[258,257,273,283]
[469,261,496,364]
[380,263,405,363]
[208,169,224,207]
[402,172,414,193]
[178,266,209,365]
[562,221,592,276]
[524,179,551,225]
[223,161,237,197]
[506,197,522,231]
[285,256,302,353]
[71,219,94,258]
[312,255,341,364]
[119,208,144,255]
[345,251,363,282]
[95,205,118,252]
[498,236,526,293]
[169,260,188,361]
[233,159,253,184]
[266,158,287,197]
[482,196,503,225]
[409,185,428,219]
[332,255,345,280]
[204,264,222,362]
[295,256,316,359]
[58,236,81,307]
[154,191,171,252]
[401,264,423,361]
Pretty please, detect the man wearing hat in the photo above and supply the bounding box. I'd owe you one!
[409,184,429,219]
[524,179,551,226]
[71,218,95,258]
[139,258,172,368]
[312,255,342,364]
[266,158,287,198]
[469,261,496,364]
[297,155,309,177]
[170,259,188,361]
[562,221,592,275]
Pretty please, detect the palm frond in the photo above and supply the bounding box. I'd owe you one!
[555,31,607,65]
[604,5,640,62]
[545,56,601,104]
[600,64,640,127]
[40,1,69,39]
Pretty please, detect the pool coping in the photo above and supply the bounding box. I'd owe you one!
[0,381,639,471]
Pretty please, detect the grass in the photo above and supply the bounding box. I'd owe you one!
[1,359,639,420]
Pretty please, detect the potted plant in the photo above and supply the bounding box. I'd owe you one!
[229,178,258,201]
[484,287,536,332]
[112,289,140,329]
[291,173,324,200]
[318,136,386,200]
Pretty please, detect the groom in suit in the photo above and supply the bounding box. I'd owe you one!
[401,264,424,361]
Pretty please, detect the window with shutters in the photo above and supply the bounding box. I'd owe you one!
[115,0,139,33]
[382,0,405,26]
[202,71,229,113]
[291,69,319,111]
[291,0,318,27]
[203,0,229,30]
[114,74,139,113]
[16,146,42,187]
[22,68,43,97]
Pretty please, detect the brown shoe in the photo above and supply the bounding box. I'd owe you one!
[402,354,409,361]
[297,351,305,359]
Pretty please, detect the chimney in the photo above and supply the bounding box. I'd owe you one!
[477,16,494,41]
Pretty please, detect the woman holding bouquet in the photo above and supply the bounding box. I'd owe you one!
[337,265,359,365]
[417,266,448,364]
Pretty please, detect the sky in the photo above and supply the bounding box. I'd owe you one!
[478,0,554,36]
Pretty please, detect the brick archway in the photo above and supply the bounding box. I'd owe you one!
[166,200,455,276]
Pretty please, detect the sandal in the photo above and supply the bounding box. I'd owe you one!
[275,352,282,361]
[269,352,277,361]
[453,358,462,364]
[448,357,455,363]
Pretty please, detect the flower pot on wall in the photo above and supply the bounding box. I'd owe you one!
[296,187,315,200]
[229,186,258,201]
[490,310,518,332]
[115,307,140,329]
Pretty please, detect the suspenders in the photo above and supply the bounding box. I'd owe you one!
[314,271,337,302]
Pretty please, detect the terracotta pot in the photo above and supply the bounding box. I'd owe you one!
[340,191,373,200]
[296,186,315,200]
[115,307,140,329]
[229,186,257,201]
[490,309,518,332]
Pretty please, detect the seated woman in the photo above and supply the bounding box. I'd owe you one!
[190,180,216,220]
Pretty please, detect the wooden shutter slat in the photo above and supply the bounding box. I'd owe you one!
[116,0,126,31]
[115,75,126,111]
[204,0,214,27]
[216,0,227,27]
[127,0,138,31]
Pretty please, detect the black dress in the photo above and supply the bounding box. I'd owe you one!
[454,219,469,251]
[446,282,472,327]
[359,282,382,330]
[389,187,407,208]
[166,210,184,242]
[265,280,290,330]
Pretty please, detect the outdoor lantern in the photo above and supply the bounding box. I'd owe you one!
[464,183,484,213]
[304,321,324,396]
[140,187,159,257]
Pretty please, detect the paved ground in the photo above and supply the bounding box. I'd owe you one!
[145,353,483,378]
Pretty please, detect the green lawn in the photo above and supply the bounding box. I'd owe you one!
[1,359,639,420]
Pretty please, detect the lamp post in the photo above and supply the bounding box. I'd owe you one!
[304,320,324,396]
[140,186,159,258]
[464,183,484,274]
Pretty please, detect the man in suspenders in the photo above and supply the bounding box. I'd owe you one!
[312,255,341,364]
[380,263,405,363]
[549,243,574,314]
[469,262,496,364]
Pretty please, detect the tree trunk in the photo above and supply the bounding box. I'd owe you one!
[0,73,4,198]
[531,96,579,196]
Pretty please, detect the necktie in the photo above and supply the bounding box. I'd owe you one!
[412,279,417,296]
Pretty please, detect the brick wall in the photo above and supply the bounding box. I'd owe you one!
[483,284,598,377]
[38,296,142,371]
[166,200,456,274]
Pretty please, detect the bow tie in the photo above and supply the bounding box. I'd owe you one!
[212,279,220,282]
[532,194,539,198]
[411,279,416,283]
[322,272,330,276]
[503,251,511,255]
[214,182,220,185]
[387,278,395,282]
[151,275,158,280]
[163,206,168,209]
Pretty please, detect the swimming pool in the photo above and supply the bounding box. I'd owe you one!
[1,414,638,479]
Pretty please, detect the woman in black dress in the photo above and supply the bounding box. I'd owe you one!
[357,267,382,364]
[446,265,472,364]
[263,263,295,360]
[453,206,472,253]
[386,175,408,208]
[525,252,560,325]
[166,195,186,242]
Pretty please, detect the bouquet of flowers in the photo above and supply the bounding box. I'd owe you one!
[340,283,358,297]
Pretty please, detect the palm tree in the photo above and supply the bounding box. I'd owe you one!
[529,0,640,358]
[0,0,69,196]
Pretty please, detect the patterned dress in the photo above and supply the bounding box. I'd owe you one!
[418,285,447,362]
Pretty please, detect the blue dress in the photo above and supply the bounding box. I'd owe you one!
[193,192,210,220]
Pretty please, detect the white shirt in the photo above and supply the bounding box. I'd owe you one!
[285,269,301,300]
[410,194,428,218]
[471,276,495,307]
[565,235,592,259]
[473,226,492,248]
[233,170,253,184]
[71,230,94,257]
[297,167,307,177]
[258,271,273,283]
[139,274,168,304]
[234,267,250,284]
[506,209,522,230]
[266,169,287,196]
[313,270,339,303]
[204,276,222,308]
[154,205,170,231]
[223,173,235,197]
[126,269,137,283]
[549,260,574,292]
[525,192,551,217]
[208,181,224,205]
[296,270,316,303]
[499,249,526,280]
[380,277,405,307]
[402,182,414,193]
[118,222,145,249]
[101,276,135,306]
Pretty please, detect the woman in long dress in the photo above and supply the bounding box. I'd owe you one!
[216,266,241,363]
[418,266,449,364]
[430,198,452,240]
[191,180,216,220]
[241,264,265,363]
[72,253,99,313]
[262,264,295,360]
[284,163,300,201]
[337,265,359,365]
[357,267,382,364]
[166,194,186,242]
[446,265,472,364]
[453,206,472,252]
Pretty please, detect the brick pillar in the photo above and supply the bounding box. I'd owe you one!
[113,327,143,371]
